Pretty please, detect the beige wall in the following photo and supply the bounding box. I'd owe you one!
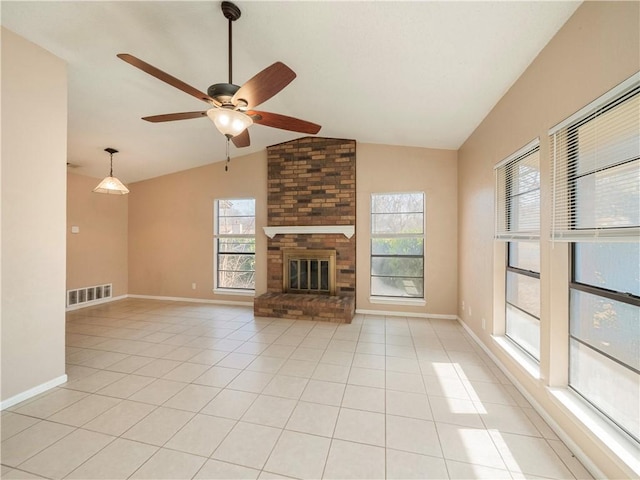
[67,172,129,298]
[128,151,268,302]
[457,2,639,478]
[1,28,67,402]
[356,143,458,316]
[128,142,457,316]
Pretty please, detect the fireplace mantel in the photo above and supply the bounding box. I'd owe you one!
[263,225,355,239]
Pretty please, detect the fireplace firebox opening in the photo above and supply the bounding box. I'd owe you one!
[283,249,336,295]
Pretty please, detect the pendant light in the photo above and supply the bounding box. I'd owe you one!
[93,148,129,195]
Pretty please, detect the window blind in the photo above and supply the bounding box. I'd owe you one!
[495,140,540,240]
[549,73,640,242]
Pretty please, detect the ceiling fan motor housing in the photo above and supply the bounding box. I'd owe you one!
[207,83,244,106]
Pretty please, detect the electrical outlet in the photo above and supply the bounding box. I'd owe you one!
[191,283,196,290]
[461,300,465,310]
[482,318,486,330]
[468,306,472,316]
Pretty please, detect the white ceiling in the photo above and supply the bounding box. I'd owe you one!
[2,1,580,183]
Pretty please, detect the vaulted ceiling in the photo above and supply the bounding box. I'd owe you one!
[1,1,580,182]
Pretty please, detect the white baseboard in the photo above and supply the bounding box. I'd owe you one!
[355,308,457,320]
[65,294,127,312]
[1,374,67,410]
[456,316,606,480]
[71,294,456,318]
[127,294,253,307]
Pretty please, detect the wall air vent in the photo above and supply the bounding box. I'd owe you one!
[66,283,112,308]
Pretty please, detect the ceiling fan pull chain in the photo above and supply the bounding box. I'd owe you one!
[225,137,230,172]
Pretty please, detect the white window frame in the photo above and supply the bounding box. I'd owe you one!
[213,198,256,295]
[369,191,425,303]
[549,72,640,445]
[495,140,541,362]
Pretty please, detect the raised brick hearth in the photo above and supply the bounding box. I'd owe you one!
[254,293,355,323]
[254,137,356,323]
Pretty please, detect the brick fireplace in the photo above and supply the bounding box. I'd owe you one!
[253,137,356,323]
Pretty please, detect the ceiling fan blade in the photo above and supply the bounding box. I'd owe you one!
[142,111,208,123]
[231,128,250,148]
[248,110,321,134]
[117,53,217,105]
[232,62,296,109]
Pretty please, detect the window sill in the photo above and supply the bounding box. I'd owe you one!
[369,296,426,307]
[492,335,540,379]
[213,289,255,297]
[549,387,640,477]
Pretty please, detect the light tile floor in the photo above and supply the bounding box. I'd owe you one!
[1,299,593,479]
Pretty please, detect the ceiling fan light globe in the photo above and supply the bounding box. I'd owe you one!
[231,118,247,132]
[207,108,253,137]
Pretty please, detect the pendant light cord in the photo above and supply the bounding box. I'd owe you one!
[109,152,114,177]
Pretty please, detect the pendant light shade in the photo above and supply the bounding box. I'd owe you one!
[93,176,130,194]
[207,108,253,138]
[93,148,129,195]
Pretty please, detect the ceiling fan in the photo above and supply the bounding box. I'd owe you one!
[117,1,321,150]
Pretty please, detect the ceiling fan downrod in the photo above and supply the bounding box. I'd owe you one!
[221,1,241,85]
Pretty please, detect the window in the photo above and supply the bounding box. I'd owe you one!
[550,73,639,443]
[496,142,541,360]
[370,192,424,298]
[214,198,256,291]
[506,242,540,360]
[570,242,639,443]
